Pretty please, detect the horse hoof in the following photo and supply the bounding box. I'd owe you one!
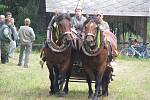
[92,96,98,100]
[49,92,54,96]
[49,91,57,96]
[59,91,68,97]
[88,95,93,99]
[102,93,108,97]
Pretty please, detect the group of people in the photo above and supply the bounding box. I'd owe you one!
[0,12,18,64]
[0,12,35,67]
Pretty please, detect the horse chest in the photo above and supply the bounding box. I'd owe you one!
[83,56,100,66]
[46,49,71,64]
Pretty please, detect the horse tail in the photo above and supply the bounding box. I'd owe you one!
[40,47,44,58]
[40,46,46,69]
[40,42,47,58]
[106,41,113,62]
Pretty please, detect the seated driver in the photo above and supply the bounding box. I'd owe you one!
[71,6,87,66]
[71,6,86,37]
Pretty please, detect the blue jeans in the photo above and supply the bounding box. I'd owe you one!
[18,43,32,66]
[9,40,16,58]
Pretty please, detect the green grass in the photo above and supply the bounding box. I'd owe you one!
[0,53,150,100]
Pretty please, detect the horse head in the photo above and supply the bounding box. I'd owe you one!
[83,19,98,47]
[48,13,73,52]
[56,14,73,44]
[82,18,103,56]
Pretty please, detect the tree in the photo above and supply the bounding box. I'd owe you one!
[1,0,46,44]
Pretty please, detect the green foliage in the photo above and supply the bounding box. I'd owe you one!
[0,4,6,12]
[1,0,45,45]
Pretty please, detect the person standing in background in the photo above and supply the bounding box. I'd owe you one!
[0,15,5,27]
[0,18,13,64]
[5,12,18,58]
[17,18,35,68]
[8,18,18,58]
[0,15,5,58]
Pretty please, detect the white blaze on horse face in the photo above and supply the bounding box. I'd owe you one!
[53,22,57,27]
[89,23,94,33]
[90,23,94,27]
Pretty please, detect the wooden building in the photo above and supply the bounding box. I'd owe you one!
[45,0,150,48]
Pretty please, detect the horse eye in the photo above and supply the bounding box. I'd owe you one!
[58,24,62,27]
[85,24,88,28]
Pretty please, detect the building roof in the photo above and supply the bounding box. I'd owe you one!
[46,0,150,16]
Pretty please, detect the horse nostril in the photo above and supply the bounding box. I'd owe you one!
[86,36,93,42]
[68,35,73,41]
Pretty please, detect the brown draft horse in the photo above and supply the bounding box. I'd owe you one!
[81,18,113,100]
[43,14,74,96]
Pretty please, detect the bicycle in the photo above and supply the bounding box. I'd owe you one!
[120,43,150,58]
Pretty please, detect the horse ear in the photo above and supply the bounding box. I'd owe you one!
[85,24,88,28]
[83,26,85,32]
[97,24,100,30]
[67,12,70,17]
[53,22,57,27]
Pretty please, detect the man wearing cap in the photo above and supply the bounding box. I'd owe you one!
[96,13,110,32]
[96,13,118,59]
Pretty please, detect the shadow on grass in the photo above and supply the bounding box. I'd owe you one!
[17,87,88,99]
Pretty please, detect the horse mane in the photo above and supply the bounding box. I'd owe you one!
[83,17,100,26]
[46,13,72,53]
[47,13,71,44]
[48,13,71,28]
[56,14,71,23]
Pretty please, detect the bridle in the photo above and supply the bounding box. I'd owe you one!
[82,19,102,56]
[47,14,73,53]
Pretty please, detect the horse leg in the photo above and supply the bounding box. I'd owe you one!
[58,71,66,97]
[102,74,109,96]
[102,65,114,96]
[53,66,59,93]
[93,72,101,100]
[47,64,59,96]
[63,67,72,95]
[59,70,71,97]
[86,73,93,99]
[47,65,55,95]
